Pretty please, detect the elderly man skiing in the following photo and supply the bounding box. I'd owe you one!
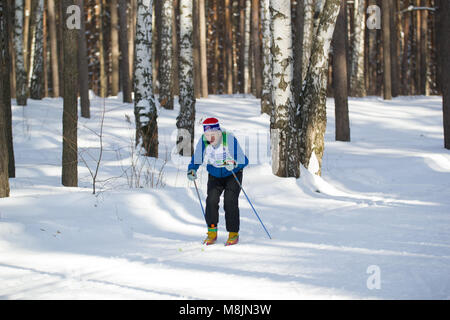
[187,117,249,246]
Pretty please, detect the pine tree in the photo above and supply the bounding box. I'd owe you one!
[61,0,79,187]
[118,0,132,103]
[47,0,59,97]
[0,0,12,196]
[437,0,450,149]
[78,0,90,118]
[332,0,350,142]
[1,0,15,179]
[176,0,196,156]
[134,0,158,157]
[382,0,392,100]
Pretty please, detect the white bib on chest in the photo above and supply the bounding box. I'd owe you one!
[204,143,233,168]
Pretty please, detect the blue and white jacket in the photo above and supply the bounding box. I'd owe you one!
[188,131,249,178]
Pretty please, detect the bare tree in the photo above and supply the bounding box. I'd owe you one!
[332,0,350,142]
[437,0,450,149]
[62,0,79,187]
[47,0,60,97]
[110,0,120,96]
[118,0,132,103]
[78,0,90,118]
[382,0,392,100]
[1,0,15,178]
[0,0,12,196]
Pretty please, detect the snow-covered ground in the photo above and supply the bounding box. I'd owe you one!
[1,94,449,299]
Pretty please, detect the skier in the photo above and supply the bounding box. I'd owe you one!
[187,117,249,246]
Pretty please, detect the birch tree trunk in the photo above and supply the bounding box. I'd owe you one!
[260,0,272,115]
[134,0,158,157]
[349,0,366,97]
[297,0,341,176]
[270,0,299,178]
[29,0,44,100]
[301,0,317,84]
[61,0,79,187]
[176,0,196,156]
[14,0,28,105]
[159,0,174,109]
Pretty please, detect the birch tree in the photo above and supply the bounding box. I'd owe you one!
[349,0,366,97]
[297,0,341,176]
[134,0,158,157]
[14,0,28,106]
[270,0,299,178]
[301,0,317,84]
[30,0,44,100]
[176,0,196,156]
[260,0,272,115]
[159,0,174,110]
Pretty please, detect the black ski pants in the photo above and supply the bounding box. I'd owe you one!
[205,170,243,233]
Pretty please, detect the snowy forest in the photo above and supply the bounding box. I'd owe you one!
[0,0,450,300]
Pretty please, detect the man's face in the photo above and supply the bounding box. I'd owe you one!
[204,130,222,145]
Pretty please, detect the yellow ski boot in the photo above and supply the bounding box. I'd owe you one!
[225,232,239,246]
[203,226,217,245]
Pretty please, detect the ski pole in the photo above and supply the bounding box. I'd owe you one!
[231,171,272,240]
[193,179,206,219]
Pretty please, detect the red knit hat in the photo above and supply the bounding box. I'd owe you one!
[203,118,221,132]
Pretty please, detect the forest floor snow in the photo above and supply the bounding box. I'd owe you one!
[1,94,449,299]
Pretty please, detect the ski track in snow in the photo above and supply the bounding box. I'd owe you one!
[0,94,450,299]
